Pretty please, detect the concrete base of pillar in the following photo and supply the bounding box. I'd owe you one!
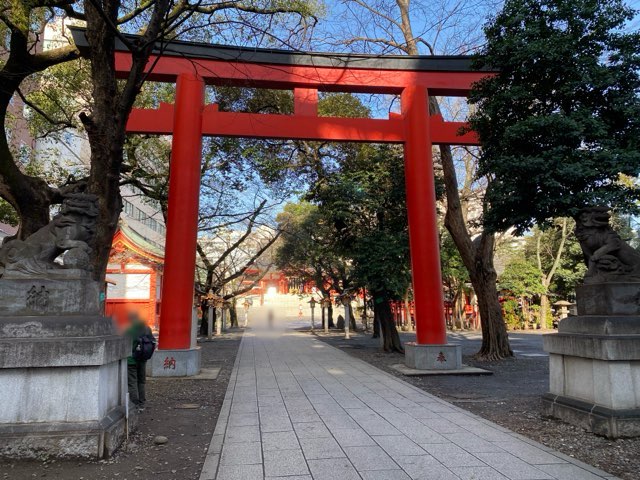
[391,363,491,376]
[404,342,462,370]
[148,347,201,377]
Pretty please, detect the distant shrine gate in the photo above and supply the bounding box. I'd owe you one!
[72,29,487,358]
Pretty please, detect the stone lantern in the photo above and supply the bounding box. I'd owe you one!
[321,297,332,333]
[308,297,317,331]
[205,289,217,339]
[242,298,251,327]
[338,293,353,340]
[553,300,573,321]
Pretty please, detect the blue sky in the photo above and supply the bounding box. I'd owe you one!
[199,0,640,223]
[313,0,500,55]
[313,0,640,54]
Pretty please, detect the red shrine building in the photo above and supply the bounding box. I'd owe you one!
[105,224,164,330]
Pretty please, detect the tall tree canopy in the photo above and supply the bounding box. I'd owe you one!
[470,0,640,233]
[276,141,410,352]
[1,1,318,281]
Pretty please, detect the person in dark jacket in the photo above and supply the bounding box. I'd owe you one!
[126,312,154,409]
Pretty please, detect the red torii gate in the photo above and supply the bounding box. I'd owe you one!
[72,29,487,373]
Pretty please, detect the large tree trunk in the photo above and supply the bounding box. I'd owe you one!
[0,12,79,240]
[540,292,550,330]
[440,140,512,360]
[83,2,126,282]
[86,137,123,282]
[83,0,170,283]
[0,107,57,239]
[471,261,512,359]
[230,299,238,328]
[393,1,511,359]
[373,291,404,353]
[348,304,356,331]
[372,311,380,338]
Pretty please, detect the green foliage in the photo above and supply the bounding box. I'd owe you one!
[319,144,411,297]
[541,304,553,329]
[523,218,587,298]
[611,212,640,248]
[502,299,525,329]
[276,202,329,275]
[26,58,92,138]
[549,251,587,299]
[272,89,410,298]
[470,0,640,233]
[276,142,411,299]
[0,199,19,227]
[499,259,545,297]
[318,93,370,118]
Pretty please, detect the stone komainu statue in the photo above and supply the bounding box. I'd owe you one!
[575,206,640,284]
[0,193,99,278]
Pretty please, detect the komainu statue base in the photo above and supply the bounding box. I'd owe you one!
[0,194,131,458]
[543,283,640,438]
[0,279,130,459]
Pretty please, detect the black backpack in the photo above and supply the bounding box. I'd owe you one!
[133,332,156,361]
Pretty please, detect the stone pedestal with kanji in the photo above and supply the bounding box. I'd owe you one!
[404,343,462,370]
[148,347,201,377]
[0,278,130,459]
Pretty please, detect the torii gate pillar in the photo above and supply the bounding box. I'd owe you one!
[148,73,203,377]
[96,32,488,374]
[402,86,462,370]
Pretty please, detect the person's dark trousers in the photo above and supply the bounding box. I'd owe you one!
[136,360,147,405]
[127,363,140,405]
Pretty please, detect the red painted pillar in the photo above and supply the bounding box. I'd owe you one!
[294,88,318,116]
[401,86,447,345]
[158,73,204,350]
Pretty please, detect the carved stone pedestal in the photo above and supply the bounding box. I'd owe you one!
[148,347,201,377]
[543,283,640,438]
[405,343,462,370]
[147,307,201,377]
[0,279,130,459]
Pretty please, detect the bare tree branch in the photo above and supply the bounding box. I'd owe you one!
[219,230,282,287]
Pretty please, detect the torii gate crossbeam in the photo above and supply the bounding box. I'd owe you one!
[71,28,488,374]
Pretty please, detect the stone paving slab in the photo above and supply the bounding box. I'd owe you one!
[199,331,620,480]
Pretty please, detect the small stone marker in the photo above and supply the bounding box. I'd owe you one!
[153,435,169,445]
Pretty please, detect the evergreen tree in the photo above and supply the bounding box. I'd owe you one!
[470,0,640,233]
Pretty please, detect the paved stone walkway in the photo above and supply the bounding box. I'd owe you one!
[199,330,618,480]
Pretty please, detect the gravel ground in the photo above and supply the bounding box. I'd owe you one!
[316,329,640,480]
[0,331,242,480]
